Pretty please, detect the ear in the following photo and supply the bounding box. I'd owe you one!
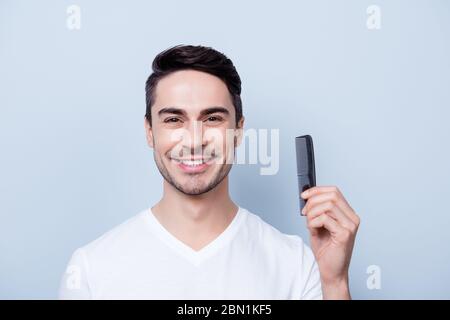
[234,116,245,148]
[144,117,154,148]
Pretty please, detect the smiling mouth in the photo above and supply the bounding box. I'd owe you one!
[170,156,217,173]
[171,157,216,166]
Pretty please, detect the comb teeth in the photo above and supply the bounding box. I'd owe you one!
[295,135,315,176]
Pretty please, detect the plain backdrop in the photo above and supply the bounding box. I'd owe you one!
[1,0,449,299]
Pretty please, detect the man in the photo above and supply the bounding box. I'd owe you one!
[59,45,360,299]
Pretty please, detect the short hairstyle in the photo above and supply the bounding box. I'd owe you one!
[145,45,242,126]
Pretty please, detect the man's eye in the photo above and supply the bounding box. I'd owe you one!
[206,116,222,122]
[164,117,180,123]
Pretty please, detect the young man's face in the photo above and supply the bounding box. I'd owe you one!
[145,70,244,196]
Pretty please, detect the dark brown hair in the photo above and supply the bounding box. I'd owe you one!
[145,45,242,126]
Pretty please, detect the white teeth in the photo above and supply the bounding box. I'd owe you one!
[172,159,202,166]
[181,160,203,166]
[172,158,213,167]
[172,158,214,166]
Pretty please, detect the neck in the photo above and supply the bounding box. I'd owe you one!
[151,176,239,251]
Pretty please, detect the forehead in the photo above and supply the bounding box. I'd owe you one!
[152,70,234,115]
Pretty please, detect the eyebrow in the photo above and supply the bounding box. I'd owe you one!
[157,106,230,118]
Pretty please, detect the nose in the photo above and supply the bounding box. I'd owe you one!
[180,120,206,156]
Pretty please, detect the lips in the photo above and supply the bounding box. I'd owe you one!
[171,156,216,173]
[176,159,205,166]
[171,157,215,164]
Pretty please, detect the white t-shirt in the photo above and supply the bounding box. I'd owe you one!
[58,206,322,299]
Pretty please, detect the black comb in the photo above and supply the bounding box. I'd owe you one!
[295,135,316,214]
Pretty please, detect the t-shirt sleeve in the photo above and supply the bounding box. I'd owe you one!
[58,248,92,299]
[300,255,323,300]
[292,236,323,300]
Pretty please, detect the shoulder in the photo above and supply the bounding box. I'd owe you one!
[59,209,150,299]
[240,207,315,264]
[239,207,322,299]
[76,208,149,260]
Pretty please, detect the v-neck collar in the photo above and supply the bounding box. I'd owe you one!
[142,206,246,267]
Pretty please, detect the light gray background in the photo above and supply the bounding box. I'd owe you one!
[1,0,449,299]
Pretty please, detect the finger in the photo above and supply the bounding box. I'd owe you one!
[302,191,360,226]
[301,186,339,199]
[302,186,360,226]
[305,201,356,232]
[307,213,347,239]
[302,191,339,213]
